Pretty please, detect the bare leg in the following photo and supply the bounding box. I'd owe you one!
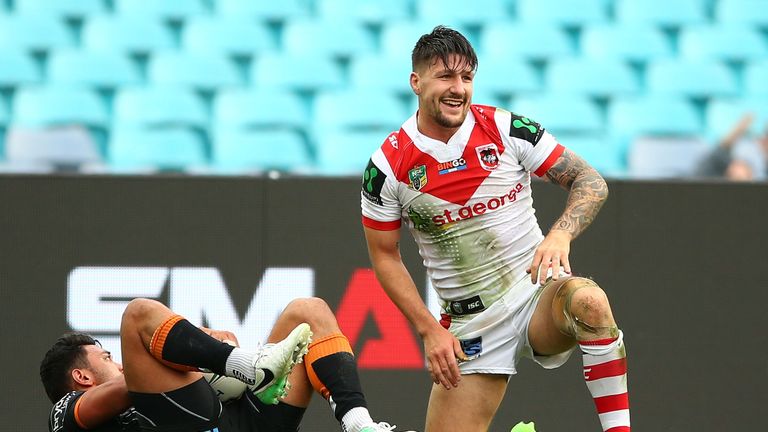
[425,374,508,432]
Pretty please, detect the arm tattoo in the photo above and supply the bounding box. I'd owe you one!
[544,149,608,239]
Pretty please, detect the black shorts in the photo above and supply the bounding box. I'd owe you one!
[221,390,305,432]
[129,378,222,432]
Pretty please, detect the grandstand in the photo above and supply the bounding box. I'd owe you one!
[0,0,766,177]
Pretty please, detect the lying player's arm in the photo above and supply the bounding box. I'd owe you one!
[75,374,132,429]
[544,148,609,240]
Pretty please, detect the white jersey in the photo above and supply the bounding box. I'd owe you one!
[361,104,565,307]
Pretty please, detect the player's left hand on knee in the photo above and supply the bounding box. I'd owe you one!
[529,231,572,284]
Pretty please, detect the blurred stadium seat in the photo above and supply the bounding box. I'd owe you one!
[706,98,768,139]
[472,57,541,96]
[556,133,625,177]
[744,60,768,96]
[0,50,41,88]
[4,126,103,169]
[416,0,511,26]
[609,96,702,137]
[315,130,386,175]
[47,50,141,88]
[380,21,472,60]
[14,0,106,19]
[546,59,639,96]
[615,0,707,26]
[512,95,604,135]
[679,26,768,61]
[114,0,207,21]
[581,25,673,62]
[646,59,739,98]
[148,52,241,90]
[715,0,768,26]
[312,90,406,133]
[82,15,175,55]
[109,127,207,172]
[12,86,108,128]
[182,17,275,57]
[349,54,413,94]
[316,0,411,24]
[517,0,609,26]
[0,13,73,52]
[252,53,344,92]
[628,136,710,179]
[216,0,310,21]
[213,89,307,132]
[113,87,208,129]
[480,23,574,61]
[212,129,311,173]
[282,19,376,58]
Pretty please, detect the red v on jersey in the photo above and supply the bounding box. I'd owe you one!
[382,105,506,207]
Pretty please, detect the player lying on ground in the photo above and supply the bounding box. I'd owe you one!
[41,297,413,432]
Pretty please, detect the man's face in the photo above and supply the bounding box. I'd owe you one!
[411,54,475,131]
[81,345,123,386]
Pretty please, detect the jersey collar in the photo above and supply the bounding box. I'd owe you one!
[403,109,476,162]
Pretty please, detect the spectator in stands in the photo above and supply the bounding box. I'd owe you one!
[695,113,767,181]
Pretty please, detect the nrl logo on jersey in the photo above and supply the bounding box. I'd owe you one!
[476,144,500,171]
[408,165,428,190]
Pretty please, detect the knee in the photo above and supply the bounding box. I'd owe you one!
[282,297,337,328]
[554,277,616,336]
[121,298,163,327]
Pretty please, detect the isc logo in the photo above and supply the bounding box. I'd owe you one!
[68,266,435,369]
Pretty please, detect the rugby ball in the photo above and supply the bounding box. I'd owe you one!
[204,372,247,402]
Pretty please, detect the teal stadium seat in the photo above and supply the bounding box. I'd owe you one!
[679,26,768,61]
[716,0,768,26]
[546,59,639,97]
[48,50,141,88]
[615,0,707,26]
[109,127,207,172]
[0,50,41,88]
[212,129,311,173]
[15,0,106,19]
[216,0,309,21]
[349,54,413,94]
[511,95,603,135]
[627,136,709,179]
[706,98,768,140]
[581,25,674,62]
[744,60,768,96]
[12,87,108,128]
[555,134,625,177]
[609,96,701,138]
[148,52,240,90]
[416,0,512,26]
[646,59,739,98]
[472,57,540,96]
[5,126,103,169]
[113,87,208,129]
[517,0,609,26]
[480,23,573,61]
[114,0,207,21]
[312,90,406,133]
[252,53,344,92]
[315,130,387,175]
[282,19,376,58]
[213,89,307,131]
[82,15,174,54]
[0,14,73,52]
[182,17,275,57]
[381,21,473,60]
[316,0,411,24]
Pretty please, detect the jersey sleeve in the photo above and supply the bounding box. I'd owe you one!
[49,392,86,432]
[361,149,402,231]
[495,109,565,177]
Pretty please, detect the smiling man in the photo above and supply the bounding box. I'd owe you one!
[361,26,631,432]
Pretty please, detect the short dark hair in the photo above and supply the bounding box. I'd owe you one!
[40,332,99,403]
[412,25,478,73]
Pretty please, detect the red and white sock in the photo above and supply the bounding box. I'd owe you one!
[580,330,630,432]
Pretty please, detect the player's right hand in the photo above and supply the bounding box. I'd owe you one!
[423,326,465,390]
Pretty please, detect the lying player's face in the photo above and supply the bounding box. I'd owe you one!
[413,54,474,130]
[83,345,123,385]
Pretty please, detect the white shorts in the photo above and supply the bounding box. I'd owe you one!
[444,274,576,375]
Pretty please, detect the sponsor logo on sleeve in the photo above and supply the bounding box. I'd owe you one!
[509,113,544,145]
[362,159,386,205]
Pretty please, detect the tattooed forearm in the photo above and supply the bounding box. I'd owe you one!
[545,149,609,239]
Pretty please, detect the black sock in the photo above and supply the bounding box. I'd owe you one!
[155,318,235,375]
[311,352,367,421]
